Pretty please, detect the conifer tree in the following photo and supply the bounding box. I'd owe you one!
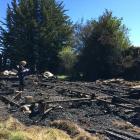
[1,0,72,72]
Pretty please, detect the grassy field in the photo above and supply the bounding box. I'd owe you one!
[0,117,99,140]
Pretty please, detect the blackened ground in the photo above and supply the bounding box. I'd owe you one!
[0,76,140,139]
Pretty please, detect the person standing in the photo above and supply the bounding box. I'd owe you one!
[17,61,29,91]
[0,54,2,71]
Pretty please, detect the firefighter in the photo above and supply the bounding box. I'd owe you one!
[17,61,29,91]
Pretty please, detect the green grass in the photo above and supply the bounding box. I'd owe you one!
[0,117,99,140]
[10,131,29,140]
[0,117,72,140]
[57,75,69,80]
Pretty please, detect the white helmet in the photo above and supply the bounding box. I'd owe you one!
[20,61,27,66]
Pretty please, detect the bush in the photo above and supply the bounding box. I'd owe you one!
[58,47,77,74]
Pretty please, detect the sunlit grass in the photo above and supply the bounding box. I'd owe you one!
[0,117,100,140]
[112,120,140,135]
[57,75,69,80]
[50,120,99,140]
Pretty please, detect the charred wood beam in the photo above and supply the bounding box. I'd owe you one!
[0,89,15,95]
[0,95,20,107]
[114,103,135,110]
[101,88,126,94]
[0,77,18,81]
[129,89,140,94]
[39,83,54,88]
[20,98,96,109]
[96,98,136,110]
[85,85,127,94]
[85,128,103,134]
[43,98,96,104]
[105,130,134,140]
[44,107,54,114]
[112,96,140,106]
[12,92,22,100]
[96,98,112,104]
[56,87,95,96]
[108,128,140,140]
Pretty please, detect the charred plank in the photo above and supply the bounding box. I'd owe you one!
[0,95,20,107]
[108,128,140,140]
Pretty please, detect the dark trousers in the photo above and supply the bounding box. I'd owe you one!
[19,76,24,91]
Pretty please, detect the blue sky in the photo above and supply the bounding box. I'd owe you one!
[0,0,140,46]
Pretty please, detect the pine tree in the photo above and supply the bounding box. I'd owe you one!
[1,0,72,72]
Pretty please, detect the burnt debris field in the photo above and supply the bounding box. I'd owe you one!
[1,75,140,140]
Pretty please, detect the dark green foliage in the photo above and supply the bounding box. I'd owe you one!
[122,47,140,80]
[77,10,131,80]
[1,0,72,72]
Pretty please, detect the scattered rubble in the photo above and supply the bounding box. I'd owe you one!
[0,77,140,139]
[1,70,17,76]
[43,71,56,79]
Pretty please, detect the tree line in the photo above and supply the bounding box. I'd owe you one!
[0,0,140,80]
